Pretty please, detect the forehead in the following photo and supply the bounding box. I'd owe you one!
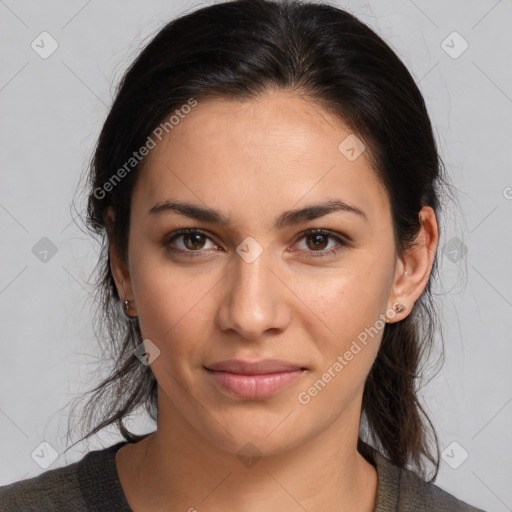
[133,91,390,228]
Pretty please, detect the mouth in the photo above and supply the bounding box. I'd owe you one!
[204,359,307,399]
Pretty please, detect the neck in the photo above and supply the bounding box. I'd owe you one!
[116,392,378,512]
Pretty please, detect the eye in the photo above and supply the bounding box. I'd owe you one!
[162,228,219,257]
[162,227,351,258]
[293,228,349,257]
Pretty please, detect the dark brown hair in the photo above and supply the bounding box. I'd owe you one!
[68,0,457,482]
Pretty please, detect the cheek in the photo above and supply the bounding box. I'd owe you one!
[300,264,387,341]
[296,274,386,411]
[131,255,216,363]
[297,264,388,390]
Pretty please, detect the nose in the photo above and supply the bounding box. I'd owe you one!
[216,249,291,340]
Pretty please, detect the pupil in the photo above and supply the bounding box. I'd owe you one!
[309,234,327,250]
[186,234,204,250]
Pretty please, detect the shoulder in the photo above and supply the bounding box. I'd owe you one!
[359,441,487,512]
[0,457,84,511]
[394,461,486,512]
[0,441,130,512]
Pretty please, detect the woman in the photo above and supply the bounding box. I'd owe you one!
[0,0,486,510]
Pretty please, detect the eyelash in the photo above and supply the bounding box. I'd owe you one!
[161,228,350,258]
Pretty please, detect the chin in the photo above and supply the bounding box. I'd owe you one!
[194,412,308,460]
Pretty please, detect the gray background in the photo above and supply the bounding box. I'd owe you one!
[1,1,511,510]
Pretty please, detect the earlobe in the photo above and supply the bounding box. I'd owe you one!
[386,206,439,323]
[105,207,137,318]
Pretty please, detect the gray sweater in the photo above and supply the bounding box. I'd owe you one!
[0,440,486,511]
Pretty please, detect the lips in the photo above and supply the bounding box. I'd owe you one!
[204,359,307,399]
[205,359,305,375]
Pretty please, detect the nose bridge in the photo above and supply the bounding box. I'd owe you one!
[217,246,288,338]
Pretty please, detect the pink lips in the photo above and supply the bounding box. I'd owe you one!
[205,359,306,399]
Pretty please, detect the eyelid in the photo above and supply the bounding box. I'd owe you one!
[161,227,220,250]
[295,227,352,244]
[291,228,352,256]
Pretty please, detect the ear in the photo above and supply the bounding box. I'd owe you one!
[105,206,136,316]
[386,206,439,323]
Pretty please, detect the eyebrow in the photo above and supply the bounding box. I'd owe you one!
[148,198,368,227]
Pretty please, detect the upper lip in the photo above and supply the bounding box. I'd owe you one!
[205,359,305,375]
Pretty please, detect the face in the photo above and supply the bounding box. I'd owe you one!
[110,91,407,456]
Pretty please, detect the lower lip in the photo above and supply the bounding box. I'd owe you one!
[205,369,305,399]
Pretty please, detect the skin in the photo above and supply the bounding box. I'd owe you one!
[108,90,439,511]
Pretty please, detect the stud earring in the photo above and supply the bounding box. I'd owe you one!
[123,299,137,318]
[394,303,406,312]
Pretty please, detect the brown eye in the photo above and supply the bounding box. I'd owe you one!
[305,233,329,251]
[163,228,218,257]
[182,232,207,250]
[294,228,349,257]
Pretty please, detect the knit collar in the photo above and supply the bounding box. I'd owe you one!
[79,439,401,512]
